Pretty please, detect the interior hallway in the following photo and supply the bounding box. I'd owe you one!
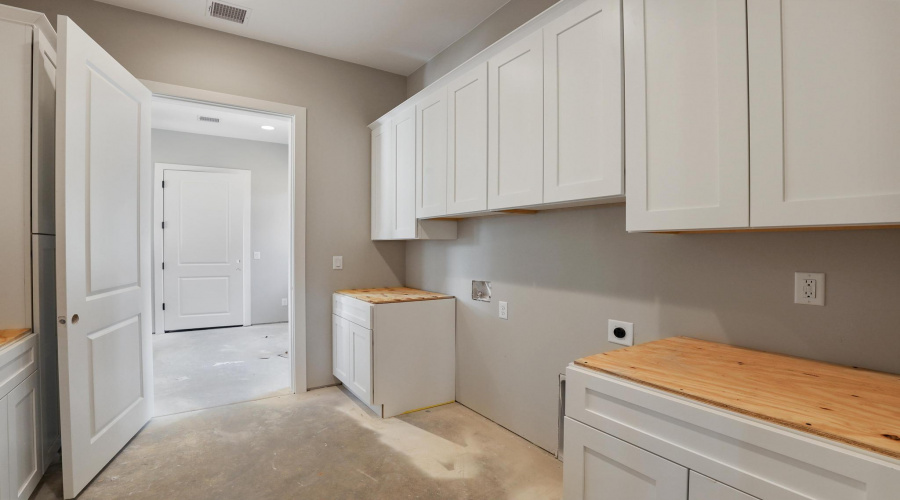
[31,386,562,500]
[153,323,291,416]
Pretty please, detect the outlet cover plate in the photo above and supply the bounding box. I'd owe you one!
[608,319,634,347]
[332,256,343,270]
[794,272,825,306]
[499,301,508,320]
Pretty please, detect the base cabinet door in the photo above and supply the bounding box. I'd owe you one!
[689,472,758,500]
[564,417,687,500]
[7,372,40,500]
[748,0,900,227]
[348,323,373,405]
[624,0,749,231]
[0,395,9,500]
[332,315,351,385]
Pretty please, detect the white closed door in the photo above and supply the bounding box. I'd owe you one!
[348,322,373,404]
[392,107,417,239]
[56,17,154,499]
[163,169,249,331]
[625,0,749,231]
[416,87,448,218]
[331,314,350,384]
[371,123,393,240]
[447,63,489,215]
[543,0,623,204]
[563,418,687,500]
[488,31,544,210]
[689,472,758,500]
[749,0,900,227]
[7,372,40,500]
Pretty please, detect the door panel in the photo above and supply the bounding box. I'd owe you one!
[348,323,372,404]
[56,17,153,499]
[544,0,623,203]
[563,418,688,500]
[625,0,749,231]
[332,315,350,384]
[488,31,544,210]
[392,108,417,239]
[749,0,900,227]
[447,63,488,215]
[8,372,41,500]
[416,87,448,218]
[689,471,759,500]
[163,170,248,331]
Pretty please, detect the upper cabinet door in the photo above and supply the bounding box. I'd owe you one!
[416,87,448,218]
[447,63,488,215]
[543,0,623,204]
[625,0,749,232]
[370,123,394,240]
[488,31,544,210]
[392,107,417,239]
[749,0,900,227]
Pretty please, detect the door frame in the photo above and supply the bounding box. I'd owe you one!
[143,80,308,394]
[153,164,252,333]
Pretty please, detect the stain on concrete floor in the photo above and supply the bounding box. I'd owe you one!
[31,387,561,500]
[153,323,291,416]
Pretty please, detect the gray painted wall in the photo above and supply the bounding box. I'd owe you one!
[13,0,409,389]
[405,0,900,453]
[151,130,290,325]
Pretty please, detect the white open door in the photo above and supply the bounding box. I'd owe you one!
[55,17,153,499]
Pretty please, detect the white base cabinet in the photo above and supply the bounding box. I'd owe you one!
[332,292,455,418]
[0,335,42,500]
[564,365,900,500]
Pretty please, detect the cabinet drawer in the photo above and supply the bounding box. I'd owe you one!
[566,365,900,500]
[0,334,36,401]
[332,294,372,329]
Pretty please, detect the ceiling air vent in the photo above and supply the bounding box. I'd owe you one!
[208,1,250,24]
[198,116,221,123]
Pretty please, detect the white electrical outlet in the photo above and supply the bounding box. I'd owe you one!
[608,320,634,347]
[794,272,825,306]
[332,256,343,270]
[499,301,508,320]
[254,251,261,260]
[281,298,288,306]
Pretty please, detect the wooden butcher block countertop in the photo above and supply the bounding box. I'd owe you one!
[336,287,452,304]
[0,328,31,348]
[576,336,900,461]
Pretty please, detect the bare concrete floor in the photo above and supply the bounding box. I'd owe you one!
[31,386,562,500]
[153,323,291,416]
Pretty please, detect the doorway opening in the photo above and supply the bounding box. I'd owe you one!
[151,96,293,416]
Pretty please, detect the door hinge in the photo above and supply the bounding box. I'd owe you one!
[161,221,166,229]
[162,262,165,270]
[162,303,166,311]
[162,180,165,188]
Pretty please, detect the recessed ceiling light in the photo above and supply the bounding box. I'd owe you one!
[261,125,275,131]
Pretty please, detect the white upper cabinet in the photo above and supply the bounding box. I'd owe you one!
[392,107,418,238]
[625,0,750,232]
[748,0,900,228]
[543,0,623,204]
[370,123,393,240]
[416,87,448,218]
[488,31,544,210]
[446,63,489,215]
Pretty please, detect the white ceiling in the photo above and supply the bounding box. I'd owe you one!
[92,0,512,75]
[152,96,292,144]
